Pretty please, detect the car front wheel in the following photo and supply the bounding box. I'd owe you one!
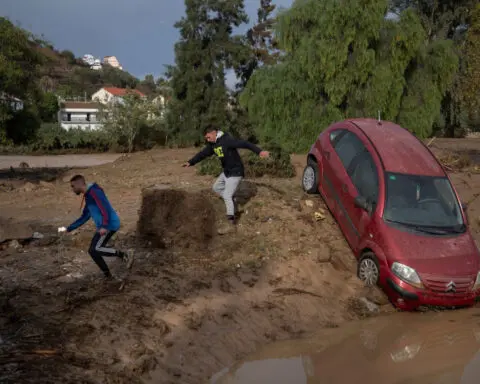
[358,252,380,286]
[302,162,319,194]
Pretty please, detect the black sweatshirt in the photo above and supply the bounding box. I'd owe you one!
[187,132,262,177]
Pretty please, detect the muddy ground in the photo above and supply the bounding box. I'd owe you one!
[1,139,480,383]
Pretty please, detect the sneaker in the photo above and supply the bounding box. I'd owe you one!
[122,249,135,269]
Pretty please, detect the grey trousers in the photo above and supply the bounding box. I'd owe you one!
[213,173,242,217]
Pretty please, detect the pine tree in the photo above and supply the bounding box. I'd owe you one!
[167,0,248,144]
[235,0,279,90]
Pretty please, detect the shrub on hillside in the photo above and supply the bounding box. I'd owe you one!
[32,123,111,152]
[197,143,295,178]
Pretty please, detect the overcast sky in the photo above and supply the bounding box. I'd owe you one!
[2,0,294,85]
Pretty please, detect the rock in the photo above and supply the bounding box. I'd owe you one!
[32,232,44,239]
[9,240,21,249]
[360,286,390,306]
[358,297,380,313]
[21,182,36,192]
[304,200,314,208]
[39,181,54,189]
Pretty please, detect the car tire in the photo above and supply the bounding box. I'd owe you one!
[358,252,380,286]
[302,160,319,194]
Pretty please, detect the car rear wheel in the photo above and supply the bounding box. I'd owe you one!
[358,252,380,286]
[302,161,319,194]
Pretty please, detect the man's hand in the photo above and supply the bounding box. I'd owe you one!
[182,162,191,167]
[98,228,108,236]
[259,151,270,158]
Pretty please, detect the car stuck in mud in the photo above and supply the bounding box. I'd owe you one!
[303,118,480,310]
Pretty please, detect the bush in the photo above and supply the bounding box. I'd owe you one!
[197,143,295,178]
[32,123,111,152]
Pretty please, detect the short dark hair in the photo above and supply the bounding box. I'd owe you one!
[203,125,217,134]
[70,174,85,183]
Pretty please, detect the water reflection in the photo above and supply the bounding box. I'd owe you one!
[211,309,480,384]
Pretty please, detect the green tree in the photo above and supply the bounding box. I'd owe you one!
[388,0,478,136]
[241,0,459,151]
[100,94,162,152]
[389,0,475,41]
[235,0,280,90]
[167,0,249,145]
[458,3,480,131]
[0,18,44,139]
[60,50,76,65]
[38,91,59,122]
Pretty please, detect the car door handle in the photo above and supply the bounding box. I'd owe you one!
[324,151,330,160]
[342,184,348,192]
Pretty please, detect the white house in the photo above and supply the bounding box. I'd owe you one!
[103,56,123,70]
[58,101,102,130]
[91,87,145,105]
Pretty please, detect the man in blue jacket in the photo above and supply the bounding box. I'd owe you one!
[59,174,134,279]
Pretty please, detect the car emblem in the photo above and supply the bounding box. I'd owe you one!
[445,281,456,293]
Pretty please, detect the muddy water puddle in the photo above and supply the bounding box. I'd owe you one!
[211,308,480,383]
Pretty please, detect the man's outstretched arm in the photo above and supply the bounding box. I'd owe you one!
[224,137,269,157]
[184,145,214,166]
[66,205,91,232]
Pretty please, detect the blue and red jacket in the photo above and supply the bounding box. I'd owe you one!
[67,183,120,232]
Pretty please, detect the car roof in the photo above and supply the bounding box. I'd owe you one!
[347,118,446,177]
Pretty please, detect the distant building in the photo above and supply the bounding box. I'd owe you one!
[103,56,123,70]
[91,87,145,105]
[0,93,24,111]
[91,59,102,70]
[58,101,102,130]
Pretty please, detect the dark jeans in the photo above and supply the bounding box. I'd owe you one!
[88,231,123,276]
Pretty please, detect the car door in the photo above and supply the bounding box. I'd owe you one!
[322,129,366,246]
[343,150,380,251]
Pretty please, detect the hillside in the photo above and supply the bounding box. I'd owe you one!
[0,17,157,100]
[34,45,154,98]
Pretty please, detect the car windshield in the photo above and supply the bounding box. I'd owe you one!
[383,172,464,231]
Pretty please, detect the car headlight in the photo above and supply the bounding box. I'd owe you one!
[391,262,423,288]
[473,272,480,291]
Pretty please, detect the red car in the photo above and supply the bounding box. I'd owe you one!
[302,118,480,310]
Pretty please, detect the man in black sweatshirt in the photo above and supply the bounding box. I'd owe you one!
[184,126,269,234]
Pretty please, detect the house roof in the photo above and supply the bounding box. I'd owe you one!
[102,87,145,97]
[62,101,100,109]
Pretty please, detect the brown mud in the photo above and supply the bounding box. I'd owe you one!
[212,308,480,383]
[1,140,480,383]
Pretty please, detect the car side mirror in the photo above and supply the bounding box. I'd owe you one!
[354,195,371,212]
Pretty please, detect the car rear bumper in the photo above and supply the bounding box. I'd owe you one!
[385,274,480,310]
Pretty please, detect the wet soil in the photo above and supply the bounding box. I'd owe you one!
[0,140,480,383]
[212,308,480,383]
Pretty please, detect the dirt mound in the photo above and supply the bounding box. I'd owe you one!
[0,218,34,244]
[137,184,216,249]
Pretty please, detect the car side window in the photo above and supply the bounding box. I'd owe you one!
[332,130,366,171]
[350,151,379,203]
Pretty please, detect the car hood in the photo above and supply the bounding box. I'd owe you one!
[382,223,480,276]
